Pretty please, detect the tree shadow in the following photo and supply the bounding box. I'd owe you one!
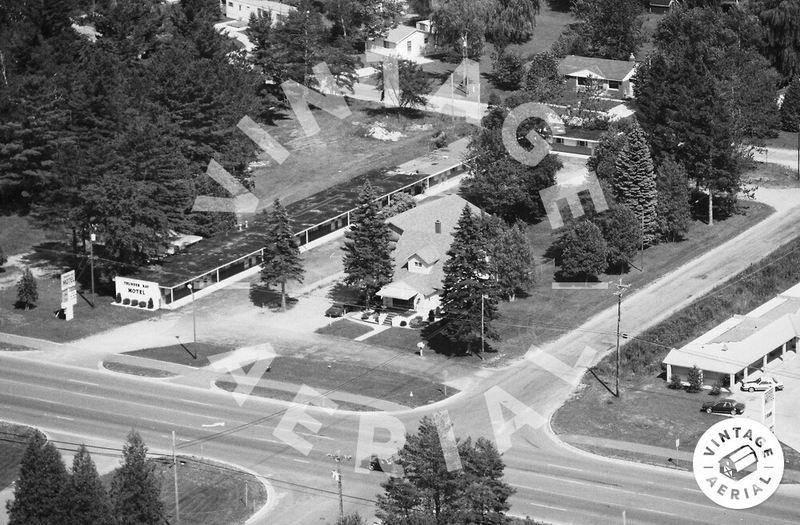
[14,301,37,311]
[419,322,495,358]
[248,283,299,311]
[327,282,364,310]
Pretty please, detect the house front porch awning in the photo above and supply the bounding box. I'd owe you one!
[377,281,420,300]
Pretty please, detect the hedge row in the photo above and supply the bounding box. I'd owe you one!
[594,235,800,380]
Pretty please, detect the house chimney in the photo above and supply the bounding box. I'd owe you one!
[435,220,441,234]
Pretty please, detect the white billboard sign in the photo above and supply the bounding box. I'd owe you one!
[60,270,75,290]
[114,276,160,309]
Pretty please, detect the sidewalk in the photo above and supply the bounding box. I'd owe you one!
[561,434,800,483]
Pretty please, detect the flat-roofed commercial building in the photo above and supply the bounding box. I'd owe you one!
[663,282,800,388]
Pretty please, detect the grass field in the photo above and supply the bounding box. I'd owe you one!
[552,233,800,469]
[219,355,452,408]
[492,199,773,359]
[126,342,234,368]
[316,319,374,339]
[744,161,799,188]
[0,422,38,490]
[103,361,178,378]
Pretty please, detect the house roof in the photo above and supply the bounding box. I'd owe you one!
[379,194,483,298]
[663,282,800,374]
[383,25,419,44]
[557,55,637,82]
[377,281,420,300]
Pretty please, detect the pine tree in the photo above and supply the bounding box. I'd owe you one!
[781,76,800,132]
[613,120,658,246]
[595,205,641,272]
[110,430,164,525]
[655,158,691,242]
[57,445,114,525]
[0,244,6,267]
[261,199,304,311]
[16,267,38,310]
[341,181,395,309]
[440,205,499,355]
[557,221,608,281]
[6,432,68,525]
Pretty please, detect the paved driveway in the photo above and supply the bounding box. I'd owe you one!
[736,350,800,451]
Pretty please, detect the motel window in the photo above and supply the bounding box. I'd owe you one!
[555,137,564,144]
[577,140,587,147]
[407,41,412,52]
[608,80,620,89]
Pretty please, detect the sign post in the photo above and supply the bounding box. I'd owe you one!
[763,386,776,433]
[60,270,77,322]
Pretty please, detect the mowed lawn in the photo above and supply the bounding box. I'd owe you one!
[218,355,452,408]
[316,319,374,339]
[126,342,235,368]
[0,423,38,490]
[494,199,773,358]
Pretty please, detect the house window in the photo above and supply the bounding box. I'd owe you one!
[577,77,590,86]
[407,41,412,52]
[608,80,621,89]
[383,40,391,49]
[228,1,233,6]
[424,37,429,44]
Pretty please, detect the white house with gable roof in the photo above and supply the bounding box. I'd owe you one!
[224,0,295,24]
[367,20,433,62]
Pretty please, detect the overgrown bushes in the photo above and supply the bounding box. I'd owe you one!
[594,235,800,380]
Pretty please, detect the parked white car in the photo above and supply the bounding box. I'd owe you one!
[740,376,784,392]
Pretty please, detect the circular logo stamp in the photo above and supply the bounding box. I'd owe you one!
[693,418,784,509]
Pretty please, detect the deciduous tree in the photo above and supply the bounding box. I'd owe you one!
[520,51,562,102]
[376,416,514,524]
[261,199,304,311]
[781,76,800,132]
[486,0,540,56]
[571,0,644,60]
[751,0,800,82]
[6,432,67,525]
[440,206,499,354]
[557,220,607,280]
[482,217,535,301]
[594,205,641,272]
[431,0,494,59]
[110,430,164,525]
[342,181,395,308]
[377,58,432,111]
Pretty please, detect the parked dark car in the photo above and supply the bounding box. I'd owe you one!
[701,398,745,415]
[325,304,345,317]
[368,454,400,475]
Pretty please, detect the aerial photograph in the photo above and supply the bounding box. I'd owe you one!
[1,0,800,524]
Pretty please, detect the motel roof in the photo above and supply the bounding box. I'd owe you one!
[663,282,800,374]
[132,138,471,288]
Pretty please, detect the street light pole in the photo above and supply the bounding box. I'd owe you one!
[613,278,630,398]
[187,283,196,343]
[327,451,352,521]
[481,293,484,357]
[172,430,180,525]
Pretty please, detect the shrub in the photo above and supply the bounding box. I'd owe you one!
[131,300,139,307]
[428,309,435,322]
[147,297,154,309]
[140,302,147,308]
[435,306,442,317]
[409,316,424,328]
[686,366,703,393]
[492,51,523,90]
[361,312,371,320]
[123,298,130,305]
[115,293,122,303]
[668,373,683,390]
[400,320,407,327]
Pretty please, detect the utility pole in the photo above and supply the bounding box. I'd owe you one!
[89,229,96,307]
[613,278,630,398]
[327,450,352,521]
[481,293,485,356]
[172,431,181,525]
[640,213,644,271]
[187,283,196,343]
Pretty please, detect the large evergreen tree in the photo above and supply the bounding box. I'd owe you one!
[261,199,304,311]
[6,432,68,525]
[655,158,692,242]
[110,430,164,525]
[16,267,38,310]
[440,205,499,355]
[613,120,658,245]
[376,416,513,524]
[781,76,800,132]
[57,445,114,525]
[586,118,636,184]
[341,181,395,309]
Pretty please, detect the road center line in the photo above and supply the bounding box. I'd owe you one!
[66,379,99,387]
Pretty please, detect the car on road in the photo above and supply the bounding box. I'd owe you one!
[701,398,745,415]
[740,376,784,392]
